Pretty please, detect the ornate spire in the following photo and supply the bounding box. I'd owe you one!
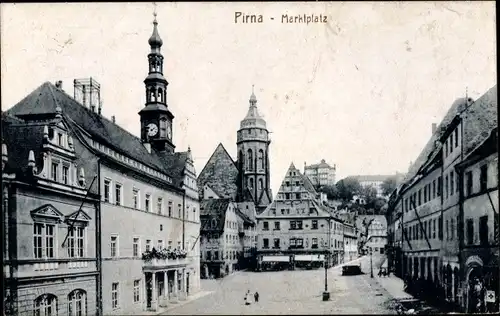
[148,3,163,48]
[249,84,257,104]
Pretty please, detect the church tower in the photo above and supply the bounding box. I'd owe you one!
[139,13,175,153]
[236,86,273,213]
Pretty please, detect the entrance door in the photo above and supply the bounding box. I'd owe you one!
[146,273,152,309]
[186,273,190,295]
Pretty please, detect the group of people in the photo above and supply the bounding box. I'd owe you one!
[244,290,259,305]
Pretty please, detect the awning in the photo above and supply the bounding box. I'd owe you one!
[262,256,289,262]
[295,254,324,262]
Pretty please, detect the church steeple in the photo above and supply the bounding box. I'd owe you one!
[139,6,175,153]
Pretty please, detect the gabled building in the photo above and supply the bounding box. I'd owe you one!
[4,15,201,315]
[255,163,342,270]
[2,112,100,316]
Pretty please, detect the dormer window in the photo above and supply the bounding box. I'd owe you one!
[58,133,63,146]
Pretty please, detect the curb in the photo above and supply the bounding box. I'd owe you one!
[155,291,213,315]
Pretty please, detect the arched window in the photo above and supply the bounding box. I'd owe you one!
[68,290,86,316]
[150,89,155,102]
[258,179,263,190]
[238,151,243,167]
[247,149,253,171]
[258,149,264,170]
[249,178,254,189]
[158,88,163,103]
[34,294,57,316]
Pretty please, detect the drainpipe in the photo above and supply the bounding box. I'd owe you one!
[182,190,186,250]
[457,116,465,311]
[96,159,103,316]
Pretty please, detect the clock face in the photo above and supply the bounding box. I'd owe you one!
[147,123,158,137]
[167,123,172,139]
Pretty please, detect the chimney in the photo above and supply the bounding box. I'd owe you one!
[98,99,103,115]
[55,80,63,89]
[432,123,437,134]
[144,142,151,154]
[111,116,116,123]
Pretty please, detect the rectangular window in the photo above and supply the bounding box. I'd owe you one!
[433,219,436,239]
[146,239,151,252]
[145,194,151,212]
[437,177,442,197]
[455,128,459,147]
[432,180,436,199]
[178,204,182,218]
[297,221,303,230]
[450,171,454,196]
[480,165,488,192]
[445,175,449,198]
[133,280,140,303]
[263,221,269,230]
[438,216,443,240]
[311,238,318,249]
[467,219,474,245]
[450,134,454,153]
[418,189,422,206]
[51,162,58,181]
[479,216,488,245]
[263,238,269,248]
[465,171,473,197]
[33,223,43,258]
[312,220,318,229]
[104,179,111,203]
[112,283,119,309]
[133,238,139,257]
[62,165,69,185]
[157,240,163,250]
[168,201,172,217]
[445,140,448,157]
[58,133,63,146]
[446,220,449,241]
[45,224,55,258]
[157,198,163,215]
[68,227,85,258]
[405,199,408,212]
[285,193,290,199]
[274,221,280,230]
[290,221,296,230]
[115,184,122,206]
[296,193,301,199]
[424,186,427,203]
[273,238,280,249]
[111,236,118,257]
[133,189,139,209]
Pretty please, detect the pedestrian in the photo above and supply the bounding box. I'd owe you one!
[254,291,259,303]
[244,290,251,306]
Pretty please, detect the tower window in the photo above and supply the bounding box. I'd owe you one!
[258,179,263,190]
[249,178,254,189]
[247,149,253,171]
[158,88,163,103]
[258,149,264,169]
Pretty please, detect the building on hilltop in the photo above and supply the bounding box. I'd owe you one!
[304,159,336,187]
[255,163,347,271]
[3,14,201,315]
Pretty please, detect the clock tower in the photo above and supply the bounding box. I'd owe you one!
[139,13,175,153]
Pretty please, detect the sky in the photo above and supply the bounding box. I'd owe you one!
[1,2,496,194]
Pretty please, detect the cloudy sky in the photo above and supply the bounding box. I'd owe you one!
[1,2,496,194]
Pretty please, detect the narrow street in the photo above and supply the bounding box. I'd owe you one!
[164,256,397,315]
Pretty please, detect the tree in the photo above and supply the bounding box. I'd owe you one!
[335,177,362,201]
[381,176,398,196]
[319,185,338,200]
[360,185,378,205]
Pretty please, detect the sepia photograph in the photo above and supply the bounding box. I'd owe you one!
[1,1,497,315]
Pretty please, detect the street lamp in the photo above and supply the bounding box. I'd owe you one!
[370,247,374,278]
[323,218,331,301]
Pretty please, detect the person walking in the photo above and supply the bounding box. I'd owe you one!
[244,290,251,306]
[254,291,259,303]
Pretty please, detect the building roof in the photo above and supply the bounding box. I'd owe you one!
[197,143,239,200]
[6,81,188,189]
[462,85,497,157]
[305,159,334,170]
[355,215,387,231]
[237,202,257,222]
[2,113,45,176]
[200,198,232,232]
[239,92,267,130]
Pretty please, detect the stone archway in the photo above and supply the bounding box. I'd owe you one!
[466,267,483,313]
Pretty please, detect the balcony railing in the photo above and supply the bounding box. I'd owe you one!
[143,257,190,268]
